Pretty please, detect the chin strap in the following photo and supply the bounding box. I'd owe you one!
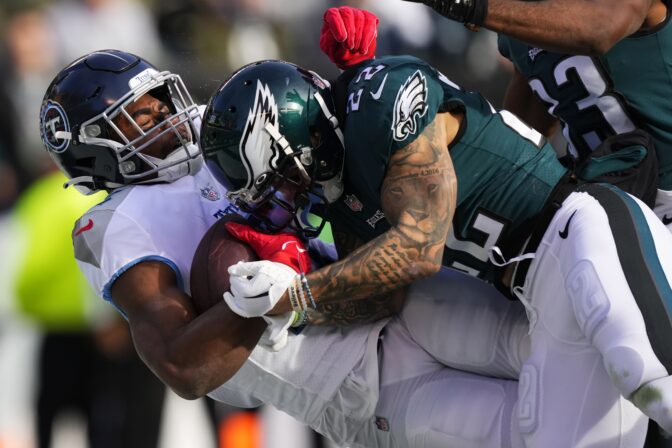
[261,91,346,204]
[314,92,345,148]
[314,91,345,203]
[263,122,312,186]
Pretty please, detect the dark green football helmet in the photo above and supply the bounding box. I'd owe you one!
[201,60,345,237]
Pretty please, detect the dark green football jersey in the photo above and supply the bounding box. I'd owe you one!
[499,15,672,189]
[328,56,567,283]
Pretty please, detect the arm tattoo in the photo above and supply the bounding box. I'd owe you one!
[308,118,457,305]
[331,221,364,258]
[306,294,400,326]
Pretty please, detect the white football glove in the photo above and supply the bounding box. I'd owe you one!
[258,312,295,352]
[223,260,297,318]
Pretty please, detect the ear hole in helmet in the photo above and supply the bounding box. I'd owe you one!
[76,157,96,171]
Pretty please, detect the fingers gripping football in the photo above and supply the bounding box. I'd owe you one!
[222,224,312,351]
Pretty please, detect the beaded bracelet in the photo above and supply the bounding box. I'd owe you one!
[300,273,317,309]
[296,275,309,311]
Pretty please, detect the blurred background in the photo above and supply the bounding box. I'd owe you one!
[0,0,514,447]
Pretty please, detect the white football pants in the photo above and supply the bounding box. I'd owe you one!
[349,279,523,448]
[398,269,649,447]
[392,182,672,447]
[516,184,672,447]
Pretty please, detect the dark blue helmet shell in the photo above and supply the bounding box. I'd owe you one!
[40,49,201,194]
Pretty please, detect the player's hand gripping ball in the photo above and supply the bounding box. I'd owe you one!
[190,218,311,351]
[190,215,258,315]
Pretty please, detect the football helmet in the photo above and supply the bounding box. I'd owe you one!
[40,50,202,195]
[201,60,345,237]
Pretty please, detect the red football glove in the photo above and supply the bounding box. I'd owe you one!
[320,6,379,70]
[225,222,312,274]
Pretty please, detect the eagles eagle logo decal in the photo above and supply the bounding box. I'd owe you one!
[392,70,428,142]
[240,80,280,189]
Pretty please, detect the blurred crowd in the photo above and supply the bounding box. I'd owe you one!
[0,0,513,447]
[0,0,513,212]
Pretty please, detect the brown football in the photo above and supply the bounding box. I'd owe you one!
[189,215,258,315]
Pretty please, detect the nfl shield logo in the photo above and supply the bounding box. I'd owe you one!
[375,417,390,432]
[344,194,363,212]
[200,185,221,201]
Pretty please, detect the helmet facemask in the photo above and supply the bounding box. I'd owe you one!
[201,60,347,238]
[226,121,325,237]
[225,84,344,238]
[64,70,202,193]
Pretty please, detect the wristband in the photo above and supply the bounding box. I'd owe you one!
[466,0,487,26]
[291,310,308,327]
[288,281,302,312]
[427,0,487,26]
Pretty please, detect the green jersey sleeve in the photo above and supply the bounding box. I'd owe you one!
[345,56,446,153]
[341,56,453,208]
[497,34,512,61]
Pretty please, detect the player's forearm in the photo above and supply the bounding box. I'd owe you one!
[273,117,455,315]
[309,119,455,306]
[307,223,445,307]
[271,226,441,315]
[133,302,265,399]
[306,286,407,326]
[486,0,650,55]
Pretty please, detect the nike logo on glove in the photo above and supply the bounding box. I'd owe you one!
[559,210,577,239]
[281,241,308,253]
[663,214,672,226]
[370,74,388,100]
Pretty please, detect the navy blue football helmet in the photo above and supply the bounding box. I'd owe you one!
[40,50,202,194]
[200,60,345,237]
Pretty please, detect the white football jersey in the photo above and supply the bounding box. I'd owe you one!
[72,161,384,443]
[73,163,235,305]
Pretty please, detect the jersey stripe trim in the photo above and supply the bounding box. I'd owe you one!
[581,183,672,370]
[102,256,184,318]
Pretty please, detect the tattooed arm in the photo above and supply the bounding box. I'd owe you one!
[306,289,407,326]
[306,221,406,326]
[272,111,459,314]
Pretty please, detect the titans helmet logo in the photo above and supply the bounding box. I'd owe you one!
[392,70,428,142]
[239,80,280,189]
[40,101,71,153]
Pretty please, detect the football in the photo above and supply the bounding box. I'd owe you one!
[190,215,258,314]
